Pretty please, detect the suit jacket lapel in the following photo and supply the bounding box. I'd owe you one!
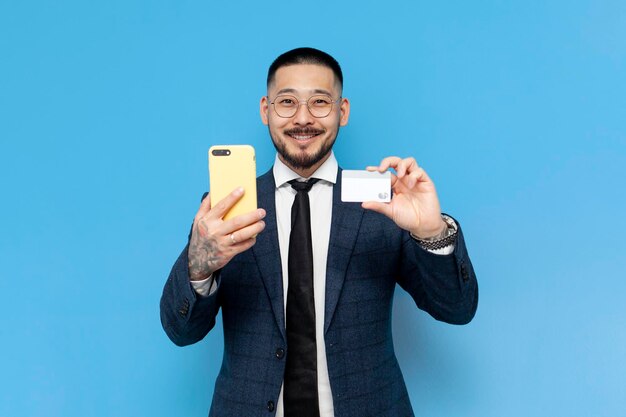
[252,167,365,338]
[252,169,286,341]
[324,168,364,334]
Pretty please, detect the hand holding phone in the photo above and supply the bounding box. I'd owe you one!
[187,187,266,280]
[186,145,263,281]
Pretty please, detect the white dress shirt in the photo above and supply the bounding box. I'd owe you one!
[272,153,336,417]
[191,152,455,416]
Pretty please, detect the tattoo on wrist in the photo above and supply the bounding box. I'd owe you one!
[188,236,223,280]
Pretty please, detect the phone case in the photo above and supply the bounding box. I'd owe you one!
[208,145,257,220]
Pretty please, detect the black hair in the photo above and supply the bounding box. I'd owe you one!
[267,47,343,90]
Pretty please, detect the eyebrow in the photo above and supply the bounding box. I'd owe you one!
[275,88,333,96]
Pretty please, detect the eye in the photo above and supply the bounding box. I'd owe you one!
[310,96,332,107]
[276,96,296,107]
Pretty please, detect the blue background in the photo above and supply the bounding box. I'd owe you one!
[1,1,625,416]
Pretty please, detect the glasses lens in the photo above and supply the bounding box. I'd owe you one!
[273,95,298,118]
[308,95,334,117]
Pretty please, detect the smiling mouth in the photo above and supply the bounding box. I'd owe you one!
[285,128,325,142]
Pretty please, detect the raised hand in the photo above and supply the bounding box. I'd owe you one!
[188,187,266,281]
[361,156,446,239]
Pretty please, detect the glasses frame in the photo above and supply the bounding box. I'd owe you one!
[269,94,342,118]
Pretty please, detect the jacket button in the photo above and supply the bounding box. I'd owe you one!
[275,348,285,359]
[179,298,190,316]
[267,400,275,412]
[461,264,469,281]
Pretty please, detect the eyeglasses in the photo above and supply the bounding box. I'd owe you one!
[270,94,341,118]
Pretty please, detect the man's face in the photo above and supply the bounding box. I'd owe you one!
[260,64,350,175]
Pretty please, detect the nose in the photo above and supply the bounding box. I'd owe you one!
[292,101,314,125]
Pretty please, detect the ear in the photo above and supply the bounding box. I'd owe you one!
[339,97,350,126]
[260,96,269,125]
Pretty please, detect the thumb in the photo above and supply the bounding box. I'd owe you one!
[361,201,393,219]
[195,192,212,220]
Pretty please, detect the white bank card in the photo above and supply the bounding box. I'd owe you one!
[341,170,391,203]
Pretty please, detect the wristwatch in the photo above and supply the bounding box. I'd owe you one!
[411,214,458,250]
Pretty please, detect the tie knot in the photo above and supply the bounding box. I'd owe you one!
[289,178,319,193]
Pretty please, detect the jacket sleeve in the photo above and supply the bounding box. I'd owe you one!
[396,217,478,325]
[160,243,222,346]
[160,192,222,346]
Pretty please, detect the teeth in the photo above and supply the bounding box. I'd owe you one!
[291,134,316,140]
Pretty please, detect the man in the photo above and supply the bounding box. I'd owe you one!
[160,47,478,417]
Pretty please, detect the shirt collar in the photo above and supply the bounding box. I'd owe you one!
[273,151,338,188]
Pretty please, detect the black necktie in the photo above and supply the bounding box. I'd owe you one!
[284,178,320,417]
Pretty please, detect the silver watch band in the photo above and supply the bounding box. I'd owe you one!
[411,215,458,250]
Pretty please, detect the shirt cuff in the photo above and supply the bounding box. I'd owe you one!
[190,274,218,297]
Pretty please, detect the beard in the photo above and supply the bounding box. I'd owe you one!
[269,126,338,171]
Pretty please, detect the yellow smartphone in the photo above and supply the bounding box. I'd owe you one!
[208,145,257,220]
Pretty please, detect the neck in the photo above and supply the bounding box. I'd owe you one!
[279,152,331,178]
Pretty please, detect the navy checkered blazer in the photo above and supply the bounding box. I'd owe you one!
[160,168,478,417]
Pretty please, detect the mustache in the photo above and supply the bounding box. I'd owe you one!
[284,127,325,136]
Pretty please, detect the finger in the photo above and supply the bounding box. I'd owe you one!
[375,156,402,173]
[210,187,245,219]
[412,166,434,186]
[227,231,238,245]
[390,171,416,193]
[361,201,393,218]
[404,167,429,189]
[227,220,266,244]
[405,170,419,189]
[396,157,418,179]
[389,172,401,190]
[220,208,266,235]
[227,236,259,255]
[195,193,212,221]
